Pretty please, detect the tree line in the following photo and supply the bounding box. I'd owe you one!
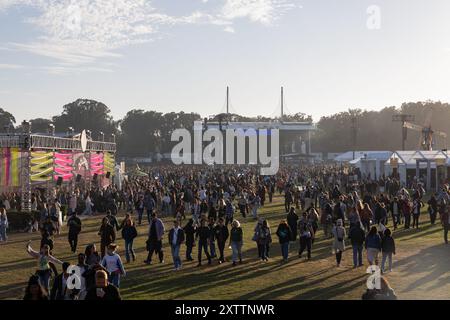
[0,99,449,156]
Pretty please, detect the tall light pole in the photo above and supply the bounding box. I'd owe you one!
[392,114,415,150]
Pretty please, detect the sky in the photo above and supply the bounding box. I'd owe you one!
[1,0,450,124]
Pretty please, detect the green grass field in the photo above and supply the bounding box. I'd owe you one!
[1,194,449,300]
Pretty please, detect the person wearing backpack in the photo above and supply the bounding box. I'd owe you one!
[276,220,292,262]
[348,222,365,268]
[254,219,271,261]
[298,212,314,260]
[381,228,396,273]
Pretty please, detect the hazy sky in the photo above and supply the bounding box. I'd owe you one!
[1,0,450,124]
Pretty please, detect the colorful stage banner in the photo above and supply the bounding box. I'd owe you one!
[30,151,54,182]
[104,152,115,176]
[0,148,21,187]
[90,152,104,176]
[54,152,74,181]
[73,152,90,178]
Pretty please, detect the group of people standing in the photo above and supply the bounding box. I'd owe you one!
[11,163,450,300]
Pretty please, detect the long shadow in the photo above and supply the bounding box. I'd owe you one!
[391,243,450,294]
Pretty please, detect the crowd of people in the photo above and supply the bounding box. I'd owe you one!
[1,163,448,300]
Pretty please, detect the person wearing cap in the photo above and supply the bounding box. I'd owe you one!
[84,270,121,300]
[101,243,126,288]
[168,219,185,270]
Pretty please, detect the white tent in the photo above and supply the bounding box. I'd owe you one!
[335,151,392,179]
[384,150,449,188]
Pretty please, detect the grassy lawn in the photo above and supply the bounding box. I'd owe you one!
[0,194,449,300]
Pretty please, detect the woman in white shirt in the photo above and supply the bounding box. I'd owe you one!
[101,243,126,288]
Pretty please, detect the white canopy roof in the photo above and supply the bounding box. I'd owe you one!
[334,151,392,162]
[386,150,449,166]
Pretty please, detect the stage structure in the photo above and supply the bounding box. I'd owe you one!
[0,121,116,212]
[202,87,316,163]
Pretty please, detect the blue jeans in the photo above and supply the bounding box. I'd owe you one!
[209,240,216,258]
[125,239,135,262]
[137,209,144,224]
[381,252,393,272]
[0,225,7,241]
[352,244,363,267]
[171,244,182,268]
[109,272,120,288]
[231,241,242,262]
[280,242,289,260]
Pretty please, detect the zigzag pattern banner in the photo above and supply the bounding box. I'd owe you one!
[104,152,115,176]
[90,152,104,176]
[30,151,54,182]
[54,152,73,181]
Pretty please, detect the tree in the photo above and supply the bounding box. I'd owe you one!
[52,99,118,137]
[0,108,16,132]
[29,118,52,133]
[117,109,163,157]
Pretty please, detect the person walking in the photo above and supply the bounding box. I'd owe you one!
[428,195,438,225]
[121,217,138,263]
[0,207,8,242]
[360,203,373,232]
[331,219,346,267]
[145,212,165,264]
[412,198,422,229]
[214,217,229,263]
[229,219,243,266]
[348,222,365,268]
[196,219,212,266]
[184,218,196,261]
[101,243,126,288]
[254,219,271,261]
[381,228,396,273]
[439,201,450,244]
[168,219,185,270]
[390,197,402,230]
[298,213,314,260]
[365,226,382,265]
[98,217,116,258]
[276,220,292,262]
[286,207,298,242]
[67,211,82,253]
[402,199,412,229]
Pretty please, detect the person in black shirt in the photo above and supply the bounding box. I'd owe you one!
[184,219,196,261]
[67,212,82,253]
[196,219,211,266]
[214,218,229,263]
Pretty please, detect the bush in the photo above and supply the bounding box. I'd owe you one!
[6,211,40,231]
